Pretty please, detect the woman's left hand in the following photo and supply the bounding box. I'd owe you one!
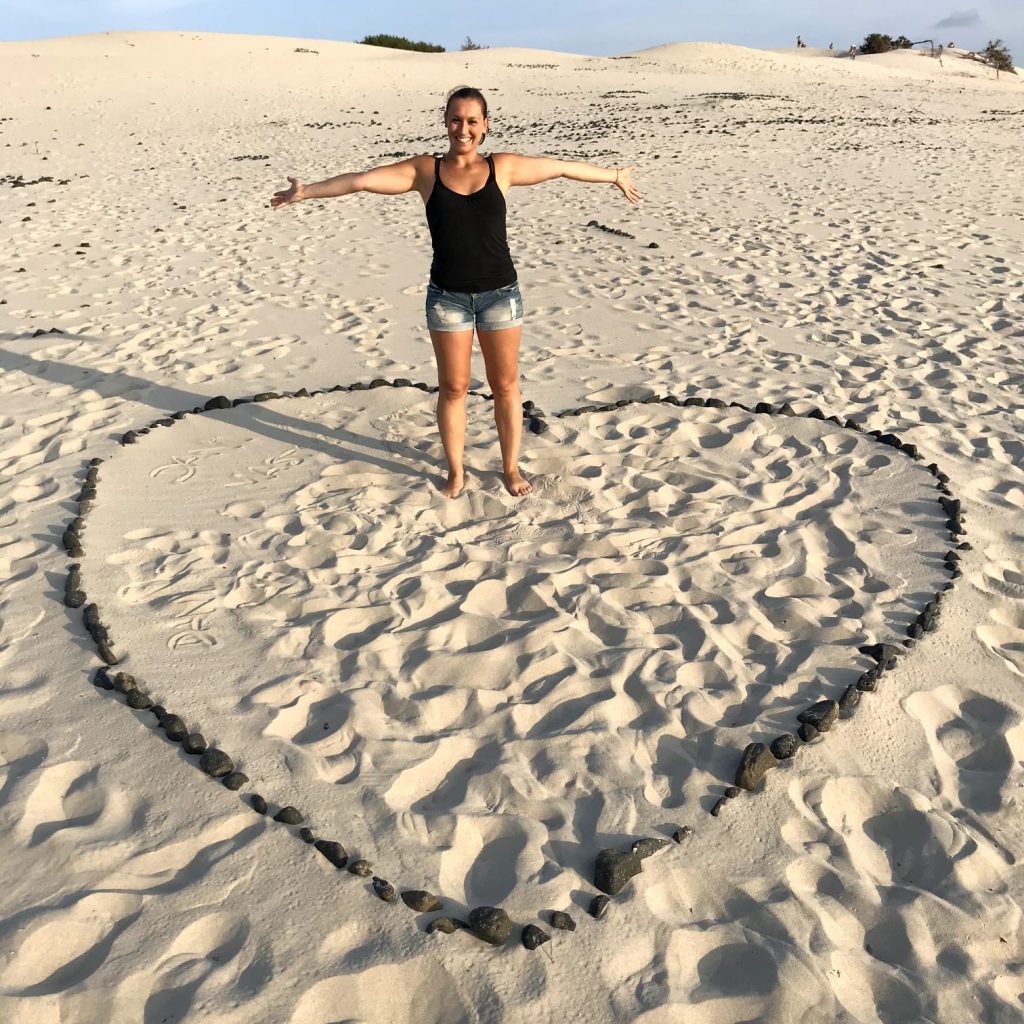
[614,165,641,204]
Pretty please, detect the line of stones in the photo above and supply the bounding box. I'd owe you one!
[554,391,966,820]
[58,380,963,948]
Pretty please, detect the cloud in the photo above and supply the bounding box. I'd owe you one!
[933,9,982,29]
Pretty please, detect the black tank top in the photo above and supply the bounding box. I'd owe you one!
[425,155,517,292]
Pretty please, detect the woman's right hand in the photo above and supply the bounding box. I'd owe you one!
[271,177,305,210]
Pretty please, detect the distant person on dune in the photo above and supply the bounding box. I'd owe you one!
[849,44,858,59]
[272,86,640,499]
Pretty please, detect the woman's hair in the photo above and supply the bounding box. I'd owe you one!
[444,86,488,119]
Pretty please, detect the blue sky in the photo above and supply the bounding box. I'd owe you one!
[2,1,1021,62]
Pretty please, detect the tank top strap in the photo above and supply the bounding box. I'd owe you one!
[486,154,495,178]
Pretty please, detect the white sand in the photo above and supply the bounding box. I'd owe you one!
[1,31,1023,1023]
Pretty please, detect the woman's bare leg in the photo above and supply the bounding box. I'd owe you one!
[478,325,532,496]
[430,329,474,497]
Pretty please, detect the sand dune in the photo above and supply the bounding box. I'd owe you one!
[1,28,1022,1024]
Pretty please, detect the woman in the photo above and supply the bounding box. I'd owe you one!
[272,86,640,498]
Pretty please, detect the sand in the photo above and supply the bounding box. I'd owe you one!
[1,30,1023,1024]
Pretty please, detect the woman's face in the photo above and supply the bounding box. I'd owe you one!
[445,98,488,153]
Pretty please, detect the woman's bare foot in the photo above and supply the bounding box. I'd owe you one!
[440,471,464,498]
[503,469,532,496]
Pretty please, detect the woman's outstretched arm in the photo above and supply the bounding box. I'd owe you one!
[497,154,640,204]
[271,157,428,209]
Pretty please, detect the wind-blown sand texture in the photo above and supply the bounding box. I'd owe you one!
[2,31,1023,1024]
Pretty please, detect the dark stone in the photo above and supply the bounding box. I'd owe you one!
[770,734,799,760]
[550,911,576,931]
[222,772,248,790]
[250,794,268,815]
[724,785,741,799]
[647,241,659,249]
[273,805,303,825]
[522,924,551,950]
[838,685,861,712]
[797,699,839,733]
[798,722,820,742]
[522,400,535,411]
[199,748,234,777]
[427,917,461,935]
[393,377,412,387]
[682,396,705,407]
[348,859,373,877]
[121,430,138,445]
[672,825,694,843]
[299,827,315,844]
[754,402,773,414]
[593,848,642,896]
[314,839,348,867]
[294,387,310,398]
[734,742,778,791]
[908,623,923,639]
[902,443,919,459]
[126,689,153,710]
[350,381,367,391]
[162,715,188,741]
[96,641,118,665]
[372,877,398,903]
[528,418,549,435]
[631,837,670,859]
[468,906,514,946]
[705,397,726,409]
[203,395,231,410]
[182,732,207,754]
[93,668,115,690]
[857,671,879,692]
[150,705,167,722]
[776,402,797,416]
[859,643,902,665]
[807,407,825,420]
[254,392,280,402]
[710,797,727,816]
[845,418,862,431]
[401,890,442,913]
[589,894,611,919]
[368,378,388,389]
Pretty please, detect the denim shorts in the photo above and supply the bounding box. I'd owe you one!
[425,280,524,332]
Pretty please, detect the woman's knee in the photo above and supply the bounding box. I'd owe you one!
[486,376,520,400]
[438,380,469,401]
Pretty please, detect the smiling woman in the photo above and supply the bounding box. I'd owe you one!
[271,85,640,499]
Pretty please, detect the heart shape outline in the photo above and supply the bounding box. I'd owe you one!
[62,379,965,949]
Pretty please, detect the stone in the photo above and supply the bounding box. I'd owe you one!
[182,732,207,754]
[734,742,778,791]
[111,671,135,696]
[393,378,412,387]
[368,378,388,389]
[770,734,799,760]
[798,722,820,743]
[427,917,461,935]
[96,641,118,666]
[682,396,705,407]
[589,894,611,919]
[162,715,188,741]
[350,381,367,391]
[203,395,231,410]
[631,837,670,859]
[593,848,642,896]
[838,685,861,712]
[401,890,442,913]
[93,668,115,690]
[273,805,303,825]
[250,794,268,815]
[298,827,315,843]
[313,839,350,864]
[521,924,551,950]
[754,402,773,414]
[468,906,514,946]
[776,402,797,416]
[527,418,548,435]
[859,642,902,665]
[725,785,741,799]
[797,699,839,733]
[222,772,248,791]
[199,748,234,777]
[672,825,694,843]
[372,877,398,903]
[710,797,727,816]
[121,430,138,445]
[64,565,85,608]
[857,670,879,692]
[348,859,373,877]
[254,392,280,402]
[126,689,153,710]
[550,911,576,931]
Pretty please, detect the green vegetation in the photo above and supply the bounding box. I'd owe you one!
[983,39,1017,76]
[358,34,445,53]
[461,37,487,51]
[861,33,914,54]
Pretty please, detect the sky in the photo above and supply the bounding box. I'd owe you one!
[1,0,1021,64]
